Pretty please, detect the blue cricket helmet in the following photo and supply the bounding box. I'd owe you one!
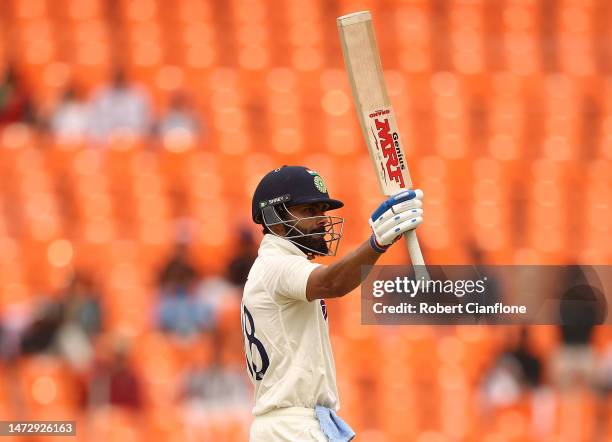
[251,166,344,224]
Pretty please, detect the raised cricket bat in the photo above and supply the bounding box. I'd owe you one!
[337,11,428,277]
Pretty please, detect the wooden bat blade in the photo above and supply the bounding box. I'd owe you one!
[337,10,428,272]
[337,11,413,197]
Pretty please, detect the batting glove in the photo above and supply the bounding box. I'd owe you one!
[369,189,424,253]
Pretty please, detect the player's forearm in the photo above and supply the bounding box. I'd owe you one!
[331,239,384,295]
[308,239,382,300]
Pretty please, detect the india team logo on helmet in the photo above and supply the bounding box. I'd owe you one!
[307,169,328,193]
[313,176,327,193]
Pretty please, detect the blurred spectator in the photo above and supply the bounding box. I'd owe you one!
[226,228,257,287]
[19,273,102,371]
[157,242,213,336]
[596,344,612,393]
[61,273,102,336]
[180,333,250,409]
[55,273,102,371]
[0,321,6,360]
[157,92,201,138]
[553,267,601,390]
[593,343,612,441]
[20,298,64,355]
[0,304,30,361]
[158,241,199,295]
[0,65,35,126]
[84,338,143,409]
[479,328,557,437]
[88,68,151,142]
[158,292,214,337]
[480,328,543,408]
[49,85,90,141]
[195,275,236,319]
[511,328,543,388]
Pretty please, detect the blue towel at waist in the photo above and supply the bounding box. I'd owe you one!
[315,405,356,442]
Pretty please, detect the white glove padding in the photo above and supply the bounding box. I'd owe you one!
[369,189,424,251]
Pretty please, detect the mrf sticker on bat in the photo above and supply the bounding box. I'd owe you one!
[366,107,410,190]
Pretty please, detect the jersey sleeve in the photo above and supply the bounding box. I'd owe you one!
[259,255,321,302]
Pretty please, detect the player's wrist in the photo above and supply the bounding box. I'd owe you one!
[369,234,389,253]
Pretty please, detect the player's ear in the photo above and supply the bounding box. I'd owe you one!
[268,224,282,235]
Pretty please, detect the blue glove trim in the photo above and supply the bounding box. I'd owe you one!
[370,190,416,221]
[369,234,389,254]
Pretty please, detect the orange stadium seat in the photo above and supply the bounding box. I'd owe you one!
[83,407,146,442]
[0,363,19,420]
[131,332,182,407]
[17,356,79,413]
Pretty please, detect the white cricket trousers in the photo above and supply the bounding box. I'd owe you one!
[249,407,328,442]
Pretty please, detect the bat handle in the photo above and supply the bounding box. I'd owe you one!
[405,230,430,281]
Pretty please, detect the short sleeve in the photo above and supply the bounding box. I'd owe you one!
[259,255,321,302]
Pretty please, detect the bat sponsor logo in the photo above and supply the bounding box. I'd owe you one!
[372,114,406,188]
[370,126,388,184]
[392,132,406,171]
[369,109,390,118]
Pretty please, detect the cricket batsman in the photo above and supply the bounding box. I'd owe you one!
[243,165,424,441]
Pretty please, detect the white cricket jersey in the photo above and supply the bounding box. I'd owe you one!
[241,234,339,416]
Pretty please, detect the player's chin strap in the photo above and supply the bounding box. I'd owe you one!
[261,203,344,257]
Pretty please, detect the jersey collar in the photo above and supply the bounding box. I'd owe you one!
[258,234,308,258]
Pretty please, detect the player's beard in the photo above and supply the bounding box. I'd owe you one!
[291,227,329,256]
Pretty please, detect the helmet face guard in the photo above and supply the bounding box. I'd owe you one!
[261,203,344,257]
